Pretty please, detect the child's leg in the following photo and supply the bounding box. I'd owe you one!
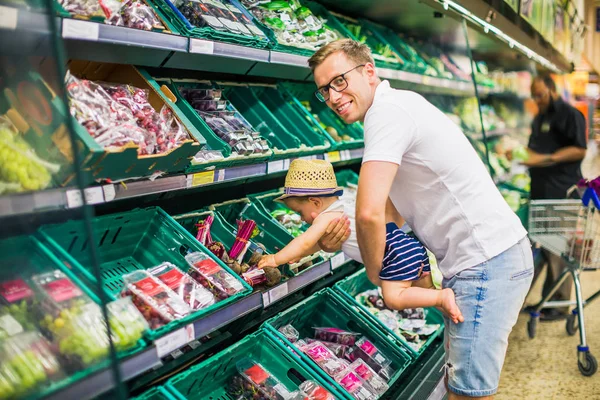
[381,280,464,324]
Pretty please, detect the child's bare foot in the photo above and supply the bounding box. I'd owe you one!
[438,288,464,324]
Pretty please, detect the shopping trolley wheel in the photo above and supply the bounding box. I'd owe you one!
[527,318,537,339]
[566,314,579,336]
[578,351,597,377]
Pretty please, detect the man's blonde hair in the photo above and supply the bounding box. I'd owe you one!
[308,39,374,71]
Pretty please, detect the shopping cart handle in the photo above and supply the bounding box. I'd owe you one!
[581,188,600,209]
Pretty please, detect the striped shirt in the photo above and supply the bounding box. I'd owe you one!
[380,223,430,281]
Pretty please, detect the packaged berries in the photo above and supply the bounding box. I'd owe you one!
[185,252,245,300]
[313,327,360,346]
[148,262,216,311]
[122,270,192,329]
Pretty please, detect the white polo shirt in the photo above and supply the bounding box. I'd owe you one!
[362,81,527,279]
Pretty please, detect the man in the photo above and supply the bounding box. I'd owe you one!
[310,39,533,399]
[522,76,587,320]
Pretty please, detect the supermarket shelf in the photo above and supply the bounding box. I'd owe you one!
[379,68,476,96]
[0,149,364,218]
[44,346,161,400]
[0,4,54,56]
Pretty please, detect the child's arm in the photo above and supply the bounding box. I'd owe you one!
[385,197,405,228]
[258,212,340,268]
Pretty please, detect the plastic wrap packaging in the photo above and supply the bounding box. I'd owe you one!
[100,0,165,31]
[107,297,149,350]
[350,359,389,395]
[303,341,347,378]
[59,0,104,17]
[122,270,192,329]
[235,358,304,400]
[346,337,392,377]
[0,332,63,397]
[305,338,350,359]
[148,262,216,311]
[176,0,226,30]
[185,252,245,300]
[278,324,299,343]
[298,380,335,400]
[0,278,37,334]
[334,367,377,400]
[313,327,360,346]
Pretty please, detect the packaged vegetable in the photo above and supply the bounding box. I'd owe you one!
[185,252,245,299]
[298,380,335,400]
[278,324,299,343]
[177,0,226,30]
[303,341,346,378]
[346,337,392,375]
[107,297,148,350]
[350,359,388,395]
[305,338,350,359]
[100,0,165,31]
[334,366,377,400]
[313,327,360,346]
[122,270,192,329]
[148,262,216,311]
[236,358,304,399]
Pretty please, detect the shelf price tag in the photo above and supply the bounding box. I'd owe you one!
[269,282,289,304]
[191,170,215,187]
[339,150,351,161]
[190,39,215,55]
[325,151,341,163]
[62,19,99,41]
[262,292,271,308]
[102,184,116,203]
[0,6,18,30]
[65,187,105,208]
[330,253,346,270]
[155,324,195,358]
[268,160,285,174]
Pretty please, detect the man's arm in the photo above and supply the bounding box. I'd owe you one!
[385,197,405,228]
[356,161,398,286]
[523,146,586,167]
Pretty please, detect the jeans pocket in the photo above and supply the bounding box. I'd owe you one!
[454,262,487,281]
[510,268,534,281]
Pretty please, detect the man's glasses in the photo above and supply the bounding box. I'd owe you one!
[314,64,365,102]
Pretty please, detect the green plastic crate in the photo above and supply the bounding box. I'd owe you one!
[281,83,364,151]
[249,85,333,155]
[335,169,359,187]
[263,288,412,399]
[38,207,252,341]
[162,79,274,171]
[210,198,322,274]
[333,269,444,359]
[249,189,310,235]
[132,386,176,400]
[0,235,146,398]
[164,329,343,399]
[147,0,271,49]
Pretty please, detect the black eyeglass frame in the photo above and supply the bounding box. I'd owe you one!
[314,64,366,102]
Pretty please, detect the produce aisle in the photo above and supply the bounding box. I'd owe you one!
[0,0,584,398]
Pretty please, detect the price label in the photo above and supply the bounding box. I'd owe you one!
[268,160,285,174]
[190,39,215,55]
[340,150,351,161]
[330,253,346,270]
[269,282,289,304]
[170,349,184,359]
[325,151,341,163]
[300,155,317,161]
[62,19,99,41]
[191,170,215,187]
[102,184,116,203]
[0,6,18,30]
[66,187,105,208]
[155,324,195,358]
[262,291,271,308]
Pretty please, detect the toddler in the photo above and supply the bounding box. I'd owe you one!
[259,159,463,323]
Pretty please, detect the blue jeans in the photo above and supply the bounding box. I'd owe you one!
[443,237,534,397]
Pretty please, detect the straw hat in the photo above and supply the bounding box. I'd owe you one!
[275,159,344,202]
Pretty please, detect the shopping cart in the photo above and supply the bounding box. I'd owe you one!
[527,187,600,376]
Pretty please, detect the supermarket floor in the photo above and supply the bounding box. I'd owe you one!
[496,146,600,399]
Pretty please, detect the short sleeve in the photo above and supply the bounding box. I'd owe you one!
[565,109,587,149]
[362,102,417,165]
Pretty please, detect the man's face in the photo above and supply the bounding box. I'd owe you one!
[531,80,551,113]
[313,52,375,124]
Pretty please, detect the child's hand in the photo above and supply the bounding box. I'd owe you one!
[438,288,464,324]
[258,255,278,269]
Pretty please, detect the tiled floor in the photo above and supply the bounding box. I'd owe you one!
[497,147,600,399]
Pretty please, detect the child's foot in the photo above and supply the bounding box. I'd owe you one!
[439,288,464,324]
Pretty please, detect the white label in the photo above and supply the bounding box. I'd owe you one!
[155,324,195,358]
[62,19,100,41]
[103,184,116,202]
[330,253,346,270]
[340,150,351,161]
[269,282,289,304]
[66,189,83,208]
[0,314,23,336]
[262,291,271,307]
[190,39,215,55]
[217,169,225,182]
[300,155,317,161]
[170,349,184,359]
[84,186,105,205]
[268,160,285,174]
[0,6,18,30]
[188,340,201,349]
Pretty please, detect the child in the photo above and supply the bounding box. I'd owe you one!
[258,159,463,324]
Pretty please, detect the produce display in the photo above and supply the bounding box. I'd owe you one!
[59,0,166,31]
[179,87,271,157]
[299,101,354,143]
[354,289,441,352]
[66,73,191,155]
[336,17,400,65]
[243,0,339,51]
[278,323,395,399]
[185,252,246,298]
[0,120,59,194]
[176,0,266,38]
[270,209,303,237]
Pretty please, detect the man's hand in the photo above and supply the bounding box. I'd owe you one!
[313,214,351,253]
[521,149,552,167]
